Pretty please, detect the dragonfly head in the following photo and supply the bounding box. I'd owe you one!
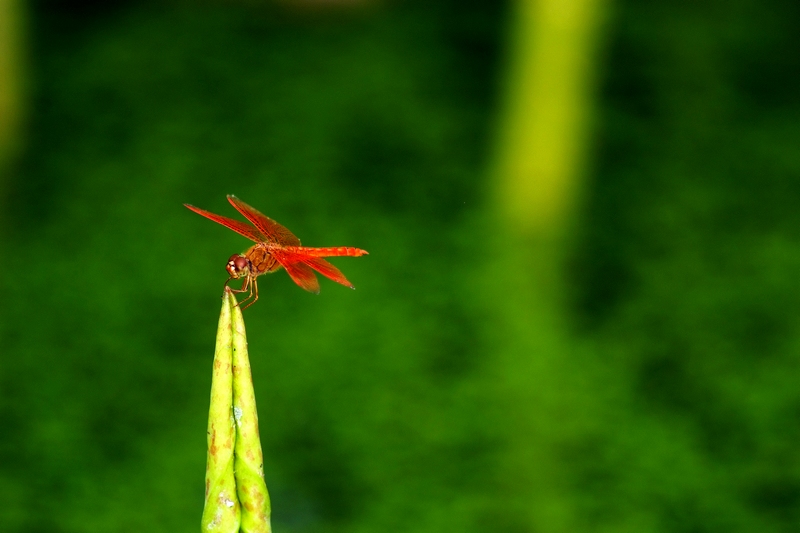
[226,254,250,279]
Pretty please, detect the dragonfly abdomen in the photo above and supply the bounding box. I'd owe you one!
[290,246,368,258]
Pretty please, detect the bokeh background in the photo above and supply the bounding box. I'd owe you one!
[1,0,800,532]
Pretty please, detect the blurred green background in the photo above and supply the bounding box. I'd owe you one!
[1,0,800,532]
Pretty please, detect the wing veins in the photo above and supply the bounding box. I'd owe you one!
[227,195,301,246]
[184,204,267,243]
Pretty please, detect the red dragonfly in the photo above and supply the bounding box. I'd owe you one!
[185,195,368,308]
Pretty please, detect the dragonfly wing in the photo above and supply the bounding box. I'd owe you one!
[271,248,320,293]
[227,195,302,246]
[280,260,320,294]
[302,257,355,289]
[277,250,356,289]
[184,204,267,243]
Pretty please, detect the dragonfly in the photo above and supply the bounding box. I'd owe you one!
[185,195,368,309]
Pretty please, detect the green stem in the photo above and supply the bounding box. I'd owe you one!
[231,295,272,533]
[201,289,241,532]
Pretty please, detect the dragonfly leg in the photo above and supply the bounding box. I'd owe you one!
[240,278,259,310]
[226,275,250,294]
[224,275,254,309]
[233,275,256,309]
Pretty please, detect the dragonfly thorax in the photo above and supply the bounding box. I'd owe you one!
[226,254,250,279]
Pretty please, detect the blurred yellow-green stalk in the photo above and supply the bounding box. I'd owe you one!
[0,0,26,213]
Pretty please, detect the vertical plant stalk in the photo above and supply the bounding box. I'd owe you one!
[486,0,607,530]
[201,288,271,532]
[202,289,241,532]
[0,0,26,218]
[495,0,605,239]
[231,295,272,533]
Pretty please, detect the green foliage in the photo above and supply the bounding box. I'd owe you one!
[1,1,799,533]
[567,1,800,531]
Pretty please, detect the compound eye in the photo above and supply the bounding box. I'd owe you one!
[227,254,248,277]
